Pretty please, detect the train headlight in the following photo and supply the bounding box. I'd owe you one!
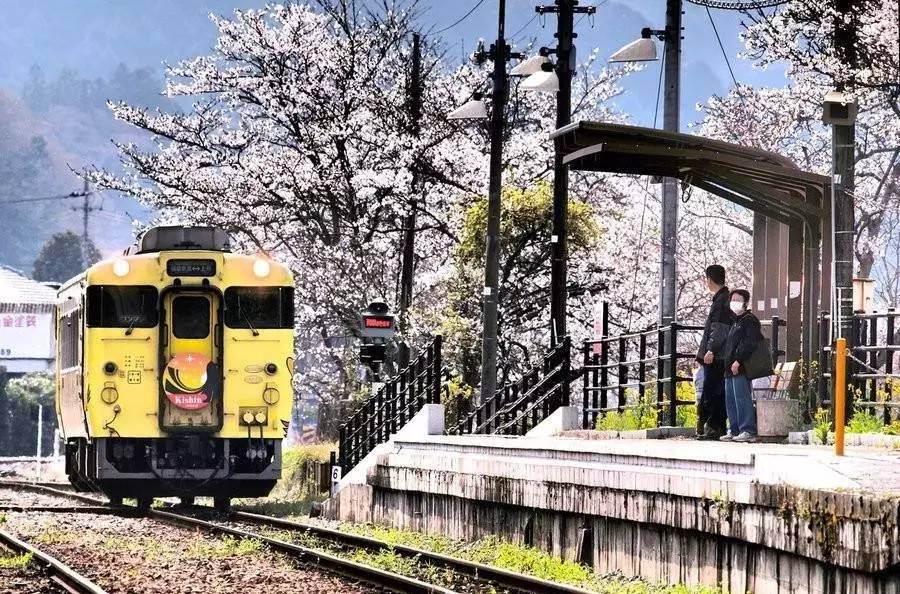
[265,363,277,375]
[252,258,270,278]
[112,259,130,277]
[104,362,118,375]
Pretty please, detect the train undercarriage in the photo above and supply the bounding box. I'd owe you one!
[65,436,281,509]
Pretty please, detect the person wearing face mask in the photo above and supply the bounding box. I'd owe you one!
[720,289,761,443]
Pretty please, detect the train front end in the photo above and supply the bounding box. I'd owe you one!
[57,226,294,506]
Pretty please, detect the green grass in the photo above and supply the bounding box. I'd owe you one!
[0,552,33,569]
[337,523,725,594]
[236,442,336,516]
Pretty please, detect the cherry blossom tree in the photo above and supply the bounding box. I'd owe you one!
[698,0,899,305]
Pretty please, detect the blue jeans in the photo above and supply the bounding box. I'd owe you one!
[725,373,757,436]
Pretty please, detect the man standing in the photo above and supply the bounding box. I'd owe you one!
[695,265,732,440]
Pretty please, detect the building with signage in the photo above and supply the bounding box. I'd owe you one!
[0,265,56,374]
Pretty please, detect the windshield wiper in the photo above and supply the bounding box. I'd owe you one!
[125,294,145,336]
[238,296,260,336]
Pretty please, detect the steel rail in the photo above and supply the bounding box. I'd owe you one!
[3,481,595,594]
[148,508,459,594]
[0,526,108,594]
[2,481,458,594]
[229,510,595,594]
[0,480,105,505]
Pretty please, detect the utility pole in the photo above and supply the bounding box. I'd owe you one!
[398,32,423,368]
[538,0,595,346]
[478,0,514,404]
[72,179,98,269]
[829,0,858,415]
[659,0,682,327]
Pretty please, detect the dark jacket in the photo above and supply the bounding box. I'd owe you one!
[696,286,733,363]
[724,311,762,372]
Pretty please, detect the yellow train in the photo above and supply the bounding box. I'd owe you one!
[56,226,294,509]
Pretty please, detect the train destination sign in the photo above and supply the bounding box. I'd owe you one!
[166,259,217,277]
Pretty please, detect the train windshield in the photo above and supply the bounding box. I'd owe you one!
[224,287,294,329]
[86,286,159,328]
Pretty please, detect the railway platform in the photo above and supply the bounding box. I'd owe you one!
[326,405,900,594]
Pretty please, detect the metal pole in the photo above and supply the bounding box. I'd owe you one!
[399,33,423,368]
[544,0,594,346]
[81,180,90,268]
[831,0,857,349]
[549,1,574,346]
[479,0,509,404]
[36,404,43,483]
[658,0,681,327]
[834,337,847,456]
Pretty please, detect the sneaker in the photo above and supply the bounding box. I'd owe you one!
[733,432,757,443]
[719,434,734,442]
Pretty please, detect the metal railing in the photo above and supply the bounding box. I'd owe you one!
[449,337,571,436]
[818,309,900,422]
[581,323,703,429]
[337,336,442,472]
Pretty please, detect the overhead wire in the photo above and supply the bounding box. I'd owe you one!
[1,190,89,205]
[705,6,740,90]
[429,0,487,36]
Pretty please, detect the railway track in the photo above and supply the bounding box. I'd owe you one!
[0,480,594,594]
[0,524,108,594]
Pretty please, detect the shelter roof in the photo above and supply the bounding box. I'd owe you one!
[551,122,830,225]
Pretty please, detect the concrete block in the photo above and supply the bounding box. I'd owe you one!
[525,406,581,438]
[756,399,801,437]
[396,403,445,438]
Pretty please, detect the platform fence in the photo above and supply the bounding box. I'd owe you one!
[818,310,900,423]
[580,317,787,430]
[337,335,441,472]
[448,336,572,436]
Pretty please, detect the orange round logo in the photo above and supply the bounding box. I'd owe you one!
[163,353,216,410]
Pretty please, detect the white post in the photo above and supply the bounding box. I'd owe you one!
[53,428,60,458]
[35,405,43,483]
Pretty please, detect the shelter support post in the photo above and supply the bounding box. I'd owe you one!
[786,222,803,361]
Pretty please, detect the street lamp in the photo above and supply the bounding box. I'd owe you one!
[609,27,663,63]
[448,94,489,120]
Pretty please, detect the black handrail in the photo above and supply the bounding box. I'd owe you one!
[337,336,442,472]
[449,337,572,436]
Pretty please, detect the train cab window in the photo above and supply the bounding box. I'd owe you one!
[86,286,159,328]
[172,296,210,339]
[224,287,294,329]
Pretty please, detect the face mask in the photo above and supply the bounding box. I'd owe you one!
[730,301,745,314]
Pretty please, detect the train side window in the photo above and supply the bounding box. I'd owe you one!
[86,286,159,328]
[172,296,210,339]
[58,310,80,369]
[224,287,294,329]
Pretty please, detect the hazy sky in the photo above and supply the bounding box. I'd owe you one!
[0,0,788,128]
[0,1,790,259]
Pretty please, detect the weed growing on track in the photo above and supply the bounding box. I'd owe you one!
[187,536,263,558]
[0,512,6,523]
[337,524,725,594]
[0,551,33,569]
